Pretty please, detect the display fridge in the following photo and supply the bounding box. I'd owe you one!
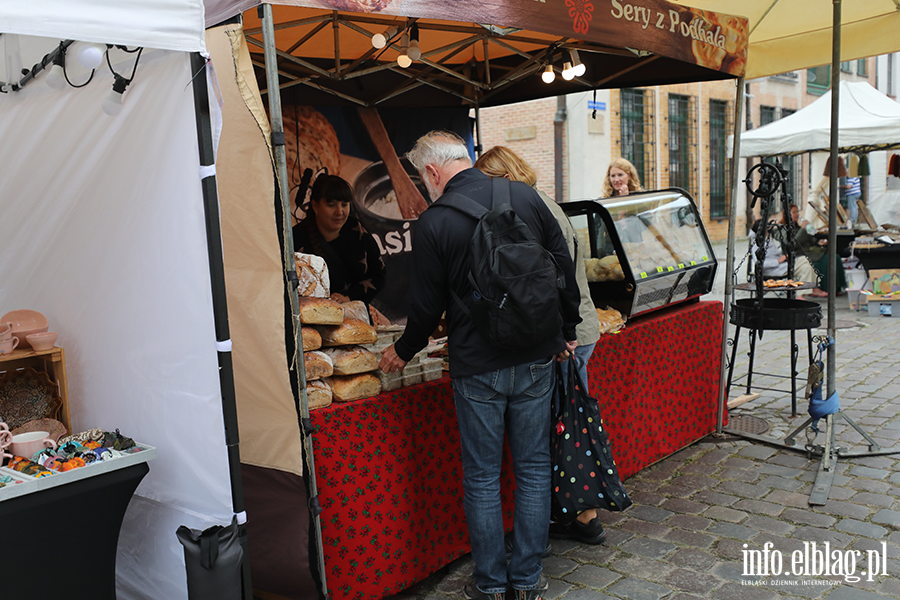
[562,188,718,319]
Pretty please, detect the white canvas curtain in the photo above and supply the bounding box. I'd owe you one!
[0,46,232,600]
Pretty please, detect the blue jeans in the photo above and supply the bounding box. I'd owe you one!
[452,357,554,593]
[846,194,860,223]
[571,342,597,392]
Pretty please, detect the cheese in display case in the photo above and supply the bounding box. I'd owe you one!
[562,188,717,318]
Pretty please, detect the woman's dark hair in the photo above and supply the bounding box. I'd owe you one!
[310,174,354,206]
[751,219,763,235]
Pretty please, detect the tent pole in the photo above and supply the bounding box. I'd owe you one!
[189,51,253,600]
[826,0,841,397]
[716,75,745,435]
[261,5,330,598]
[474,98,483,157]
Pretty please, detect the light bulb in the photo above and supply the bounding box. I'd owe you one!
[76,43,105,70]
[407,39,421,62]
[542,65,555,84]
[372,26,398,49]
[102,90,123,116]
[102,75,129,116]
[569,50,586,77]
[46,64,66,90]
[397,53,412,68]
[562,61,575,80]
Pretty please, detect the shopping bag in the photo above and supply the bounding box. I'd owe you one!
[550,360,631,523]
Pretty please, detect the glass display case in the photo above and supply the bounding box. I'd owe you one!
[562,189,717,318]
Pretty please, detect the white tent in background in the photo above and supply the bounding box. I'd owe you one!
[740,81,900,157]
[0,3,244,600]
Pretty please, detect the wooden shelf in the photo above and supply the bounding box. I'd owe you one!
[0,346,71,433]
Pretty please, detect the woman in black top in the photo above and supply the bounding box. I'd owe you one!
[293,175,385,304]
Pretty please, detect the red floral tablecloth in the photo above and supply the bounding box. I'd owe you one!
[311,300,723,600]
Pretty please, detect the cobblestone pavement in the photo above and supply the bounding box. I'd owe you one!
[386,240,900,600]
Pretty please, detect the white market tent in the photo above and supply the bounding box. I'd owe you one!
[740,81,900,157]
[0,3,251,600]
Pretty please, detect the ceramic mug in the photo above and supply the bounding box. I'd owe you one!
[9,431,57,460]
[0,322,12,341]
[0,336,18,355]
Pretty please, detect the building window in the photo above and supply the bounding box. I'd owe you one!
[840,61,852,73]
[620,88,655,188]
[667,94,697,195]
[709,99,731,219]
[780,108,803,206]
[857,58,867,76]
[807,65,830,94]
[760,105,777,127]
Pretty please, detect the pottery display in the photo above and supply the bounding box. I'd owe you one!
[0,336,19,355]
[25,332,58,352]
[0,309,49,349]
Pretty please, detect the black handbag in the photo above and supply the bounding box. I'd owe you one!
[550,359,632,522]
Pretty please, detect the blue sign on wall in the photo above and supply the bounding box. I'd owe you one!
[587,101,606,110]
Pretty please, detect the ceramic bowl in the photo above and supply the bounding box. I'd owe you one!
[26,332,58,352]
[0,310,49,349]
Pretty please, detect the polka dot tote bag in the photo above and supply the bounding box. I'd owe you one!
[551,360,632,522]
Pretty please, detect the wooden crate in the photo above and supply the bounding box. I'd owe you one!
[0,346,71,433]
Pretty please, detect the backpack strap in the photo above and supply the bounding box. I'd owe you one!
[490,176,511,211]
[436,191,488,220]
[435,191,486,318]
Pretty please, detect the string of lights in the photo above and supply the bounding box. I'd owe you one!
[0,39,143,117]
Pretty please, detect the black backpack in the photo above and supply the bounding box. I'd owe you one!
[439,177,565,350]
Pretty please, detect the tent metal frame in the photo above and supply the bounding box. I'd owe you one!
[260,6,330,597]
[245,11,641,105]
[716,0,900,506]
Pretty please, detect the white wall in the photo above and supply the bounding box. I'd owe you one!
[566,89,612,201]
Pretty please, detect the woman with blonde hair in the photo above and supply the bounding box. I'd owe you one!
[475,145,608,545]
[601,157,643,197]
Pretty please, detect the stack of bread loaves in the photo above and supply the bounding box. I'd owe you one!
[299,293,382,408]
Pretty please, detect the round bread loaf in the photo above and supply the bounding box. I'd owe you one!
[301,326,322,351]
[307,378,333,410]
[319,318,378,346]
[322,345,378,376]
[304,350,334,380]
[332,373,382,402]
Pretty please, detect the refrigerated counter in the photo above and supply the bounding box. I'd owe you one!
[562,188,718,318]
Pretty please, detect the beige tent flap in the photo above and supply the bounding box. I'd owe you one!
[208,24,305,476]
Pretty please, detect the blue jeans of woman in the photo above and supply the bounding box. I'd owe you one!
[452,357,554,593]
[571,342,597,392]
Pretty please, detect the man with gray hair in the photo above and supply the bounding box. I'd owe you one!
[380,130,581,600]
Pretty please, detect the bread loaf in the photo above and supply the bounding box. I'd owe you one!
[302,326,322,351]
[319,318,378,346]
[299,296,344,325]
[304,350,333,380]
[307,379,332,410]
[295,253,330,298]
[322,345,378,376]
[340,300,371,324]
[332,373,382,402]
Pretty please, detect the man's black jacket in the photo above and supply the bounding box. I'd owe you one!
[394,168,582,378]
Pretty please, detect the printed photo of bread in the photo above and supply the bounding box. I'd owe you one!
[324,0,393,11]
[283,105,341,218]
